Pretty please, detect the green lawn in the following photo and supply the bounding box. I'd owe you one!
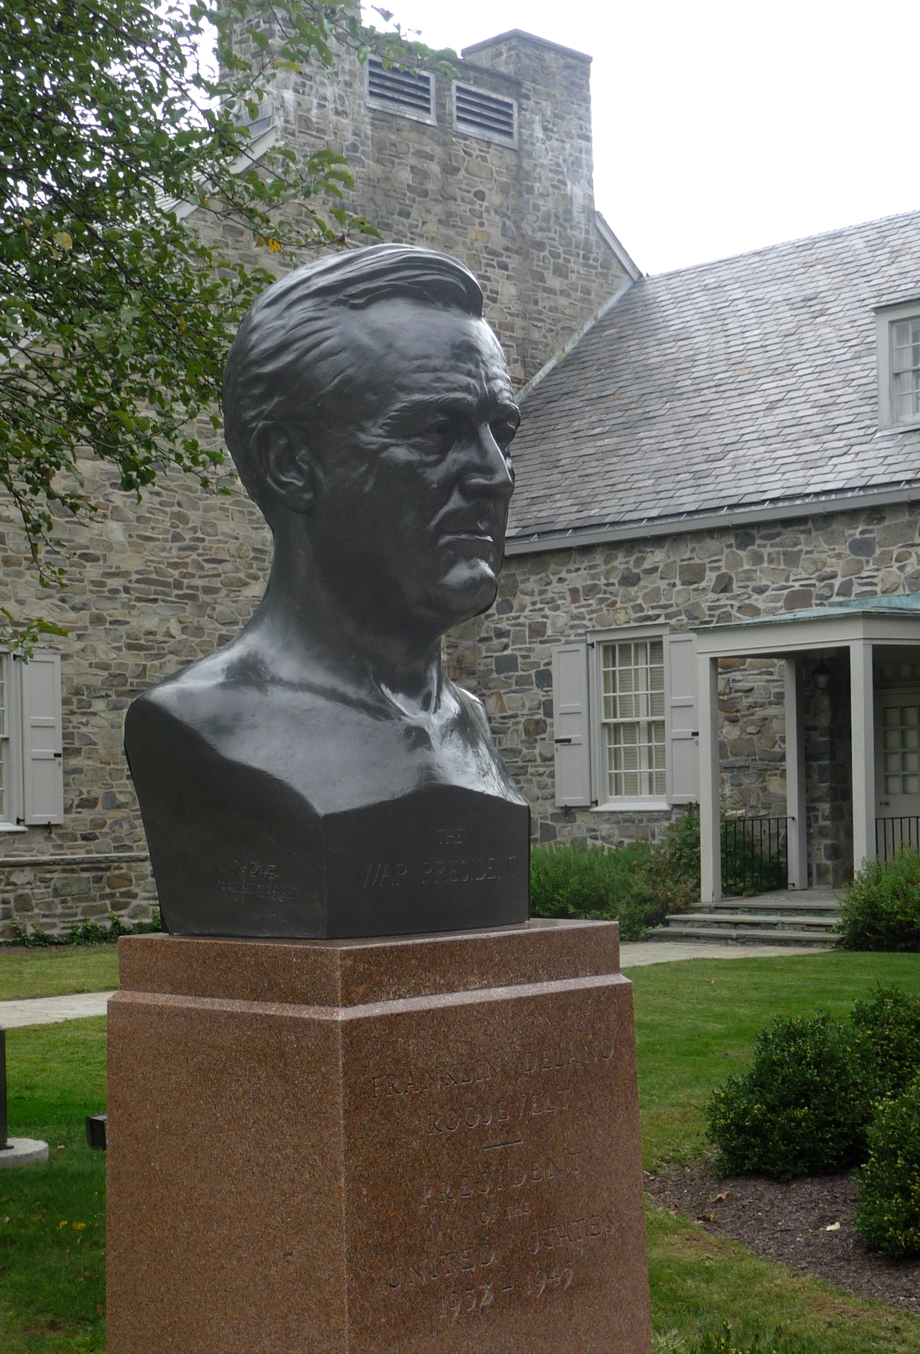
[0,948,119,1002]
[630,951,920,1171]
[1,951,920,1352]
[1,1019,106,1353]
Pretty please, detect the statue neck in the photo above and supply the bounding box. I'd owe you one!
[242,539,447,714]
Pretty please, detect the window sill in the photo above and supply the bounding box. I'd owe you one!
[595,799,671,813]
[0,823,27,834]
[875,421,920,437]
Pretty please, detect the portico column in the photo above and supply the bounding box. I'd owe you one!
[784,656,808,890]
[698,653,721,904]
[850,640,876,873]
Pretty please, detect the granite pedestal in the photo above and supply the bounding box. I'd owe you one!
[107,919,651,1353]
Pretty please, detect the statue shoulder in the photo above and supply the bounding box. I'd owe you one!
[452,682,491,734]
[126,648,250,737]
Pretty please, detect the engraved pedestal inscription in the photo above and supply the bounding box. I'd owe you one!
[107,922,652,1354]
[346,990,645,1351]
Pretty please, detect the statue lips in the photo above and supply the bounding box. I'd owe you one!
[432,510,506,562]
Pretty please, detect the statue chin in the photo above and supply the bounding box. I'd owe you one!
[428,559,500,624]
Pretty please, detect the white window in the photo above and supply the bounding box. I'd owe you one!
[453,83,517,147]
[366,57,436,125]
[601,638,666,798]
[0,651,64,829]
[881,703,920,795]
[551,630,698,810]
[876,300,920,428]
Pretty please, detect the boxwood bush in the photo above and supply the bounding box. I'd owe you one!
[705,1014,878,1181]
[850,985,920,1097]
[854,1073,920,1257]
[530,807,701,940]
[837,845,920,950]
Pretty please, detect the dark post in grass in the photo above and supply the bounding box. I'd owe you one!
[0,1028,12,1150]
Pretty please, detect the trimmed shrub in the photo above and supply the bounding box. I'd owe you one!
[633,805,701,919]
[837,845,920,950]
[850,985,920,1097]
[5,911,162,948]
[529,808,702,940]
[529,840,653,939]
[855,1073,920,1257]
[705,1014,877,1181]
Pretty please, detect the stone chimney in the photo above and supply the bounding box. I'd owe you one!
[226,23,637,386]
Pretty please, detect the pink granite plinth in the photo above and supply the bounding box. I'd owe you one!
[107,919,651,1353]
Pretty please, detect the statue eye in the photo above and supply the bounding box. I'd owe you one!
[424,416,456,439]
[491,420,518,452]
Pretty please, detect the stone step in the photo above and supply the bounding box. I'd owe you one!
[713,898,841,914]
[665,912,839,930]
[646,924,838,946]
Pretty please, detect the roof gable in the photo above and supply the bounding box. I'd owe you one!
[507,210,920,545]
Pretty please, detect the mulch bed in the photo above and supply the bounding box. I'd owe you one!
[646,1161,920,1311]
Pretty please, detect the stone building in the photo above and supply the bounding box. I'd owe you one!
[452,208,920,896]
[0,26,636,935]
[5,17,920,933]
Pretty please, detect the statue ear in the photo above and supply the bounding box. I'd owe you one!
[255,424,317,513]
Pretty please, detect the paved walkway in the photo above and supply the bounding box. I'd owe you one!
[0,936,833,1027]
[0,991,115,1028]
[618,940,829,967]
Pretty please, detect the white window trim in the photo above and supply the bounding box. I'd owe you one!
[551,627,699,812]
[590,626,669,811]
[0,651,25,828]
[876,299,920,429]
[0,651,64,828]
[365,57,437,127]
[452,81,518,148]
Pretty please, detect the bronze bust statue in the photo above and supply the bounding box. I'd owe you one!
[125,245,530,938]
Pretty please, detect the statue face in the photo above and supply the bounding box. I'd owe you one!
[304,297,519,639]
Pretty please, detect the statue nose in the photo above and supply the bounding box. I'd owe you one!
[461,430,514,499]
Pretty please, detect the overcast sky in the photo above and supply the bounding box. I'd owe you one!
[364,0,920,277]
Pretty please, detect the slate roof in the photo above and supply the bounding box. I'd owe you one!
[506,209,920,545]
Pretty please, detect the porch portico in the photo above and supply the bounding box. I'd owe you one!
[695,596,920,904]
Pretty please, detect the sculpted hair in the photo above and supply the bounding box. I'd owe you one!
[222,244,484,511]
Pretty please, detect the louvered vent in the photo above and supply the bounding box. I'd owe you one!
[453,84,517,146]
[366,57,434,122]
[235,100,275,140]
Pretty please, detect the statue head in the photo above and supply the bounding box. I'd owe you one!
[222,244,519,640]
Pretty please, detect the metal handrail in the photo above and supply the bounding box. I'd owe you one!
[875,816,920,861]
[721,816,789,896]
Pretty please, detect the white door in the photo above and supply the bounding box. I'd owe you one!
[875,691,920,853]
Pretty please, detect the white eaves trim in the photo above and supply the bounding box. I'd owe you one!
[158,124,280,221]
[595,212,642,282]
[504,481,920,556]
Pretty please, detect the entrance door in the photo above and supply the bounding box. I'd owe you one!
[875,691,920,855]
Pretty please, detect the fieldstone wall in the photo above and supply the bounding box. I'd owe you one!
[3,470,918,933]
[0,854,154,938]
[0,462,271,936]
[446,501,920,887]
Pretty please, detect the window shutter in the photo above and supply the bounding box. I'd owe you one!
[20,651,64,824]
[551,642,592,807]
[666,633,698,803]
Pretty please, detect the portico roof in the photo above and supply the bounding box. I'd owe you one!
[693,593,920,656]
